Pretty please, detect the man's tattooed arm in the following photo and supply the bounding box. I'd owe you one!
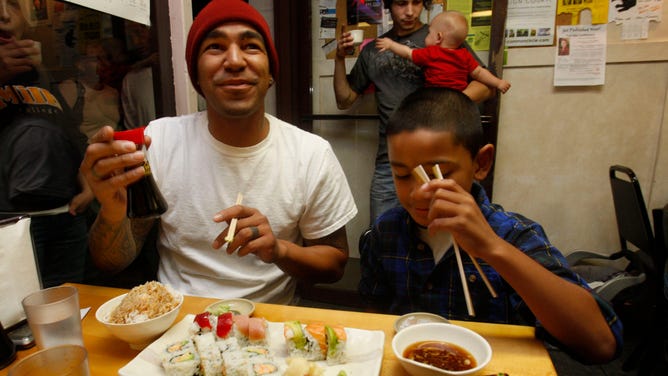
[88,215,156,273]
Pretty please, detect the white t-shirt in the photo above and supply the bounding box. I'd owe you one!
[145,113,358,304]
[418,227,452,264]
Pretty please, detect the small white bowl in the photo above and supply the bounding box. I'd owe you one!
[95,292,183,350]
[392,323,492,376]
[394,312,450,332]
[205,298,255,316]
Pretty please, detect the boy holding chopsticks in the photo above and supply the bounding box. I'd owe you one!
[358,87,622,363]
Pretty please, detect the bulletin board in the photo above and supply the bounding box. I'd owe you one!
[321,0,381,59]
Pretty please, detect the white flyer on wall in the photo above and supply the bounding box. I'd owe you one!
[554,24,607,86]
[505,0,557,47]
[65,0,150,26]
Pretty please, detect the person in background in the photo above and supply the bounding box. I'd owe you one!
[334,0,492,225]
[81,0,358,304]
[96,37,130,93]
[0,0,92,287]
[121,20,156,129]
[376,10,510,94]
[58,39,121,139]
[359,87,622,364]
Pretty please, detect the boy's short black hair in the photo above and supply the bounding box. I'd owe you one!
[386,87,485,158]
[383,0,433,11]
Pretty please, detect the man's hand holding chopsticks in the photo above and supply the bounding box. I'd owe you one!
[212,202,284,264]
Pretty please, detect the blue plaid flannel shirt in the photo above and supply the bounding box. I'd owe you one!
[359,182,623,357]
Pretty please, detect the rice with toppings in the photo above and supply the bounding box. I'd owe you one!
[108,281,181,324]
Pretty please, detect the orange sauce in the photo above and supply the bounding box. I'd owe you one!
[403,340,476,371]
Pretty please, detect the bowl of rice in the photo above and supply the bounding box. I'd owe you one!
[95,281,183,349]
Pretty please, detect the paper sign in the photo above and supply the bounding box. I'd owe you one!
[554,24,607,86]
[65,0,150,26]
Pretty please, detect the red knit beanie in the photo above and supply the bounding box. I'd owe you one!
[185,0,279,96]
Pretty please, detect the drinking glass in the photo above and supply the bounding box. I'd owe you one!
[21,286,84,349]
[8,344,89,376]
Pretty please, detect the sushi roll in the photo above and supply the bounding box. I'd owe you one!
[304,323,327,360]
[283,321,324,361]
[216,312,235,339]
[222,349,280,376]
[161,339,200,376]
[193,332,223,376]
[191,311,216,335]
[222,349,251,376]
[325,325,347,365]
[216,336,240,353]
[233,315,268,346]
[249,358,281,375]
[247,317,269,345]
[241,346,271,358]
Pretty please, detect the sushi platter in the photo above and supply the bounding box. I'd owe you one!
[118,314,384,375]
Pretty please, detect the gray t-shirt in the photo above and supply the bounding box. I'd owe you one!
[347,25,428,138]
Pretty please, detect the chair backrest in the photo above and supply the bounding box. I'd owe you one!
[609,165,655,274]
[652,207,667,270]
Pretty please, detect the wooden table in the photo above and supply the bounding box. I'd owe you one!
[1,283,557,375]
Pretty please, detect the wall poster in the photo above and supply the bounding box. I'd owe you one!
[346,0,384,25]
[554,24,607,86]
[63,0,150,26]
[505,0,558,47]
[447,0,493,50]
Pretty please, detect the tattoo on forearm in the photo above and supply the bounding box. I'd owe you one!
[89,216,155,271]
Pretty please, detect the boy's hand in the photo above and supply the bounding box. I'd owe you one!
[498,80,511,93]
[419,179,502,260]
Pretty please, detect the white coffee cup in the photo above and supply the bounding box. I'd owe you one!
[350,30,364,46]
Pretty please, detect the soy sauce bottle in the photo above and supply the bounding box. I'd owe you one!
[113,128,168,218]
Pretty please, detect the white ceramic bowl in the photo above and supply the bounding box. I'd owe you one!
[392,323,492,376]
[205,298,255,316]
[394,312,450,332]
[95,292,183,350]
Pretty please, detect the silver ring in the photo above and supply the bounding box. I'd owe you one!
[249,226,260,240]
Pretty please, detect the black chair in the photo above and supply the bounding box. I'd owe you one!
[621,206,668,374]
[568,165,656,306]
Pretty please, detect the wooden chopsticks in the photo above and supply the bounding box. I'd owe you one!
[224,192,244,244]
[413,164,498,317]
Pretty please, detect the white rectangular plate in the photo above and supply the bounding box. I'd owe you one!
[119,314,384,376]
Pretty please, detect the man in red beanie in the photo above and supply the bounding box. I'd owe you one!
[81,0,358,304]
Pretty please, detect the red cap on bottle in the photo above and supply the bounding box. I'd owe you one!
[113,127,145,145]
